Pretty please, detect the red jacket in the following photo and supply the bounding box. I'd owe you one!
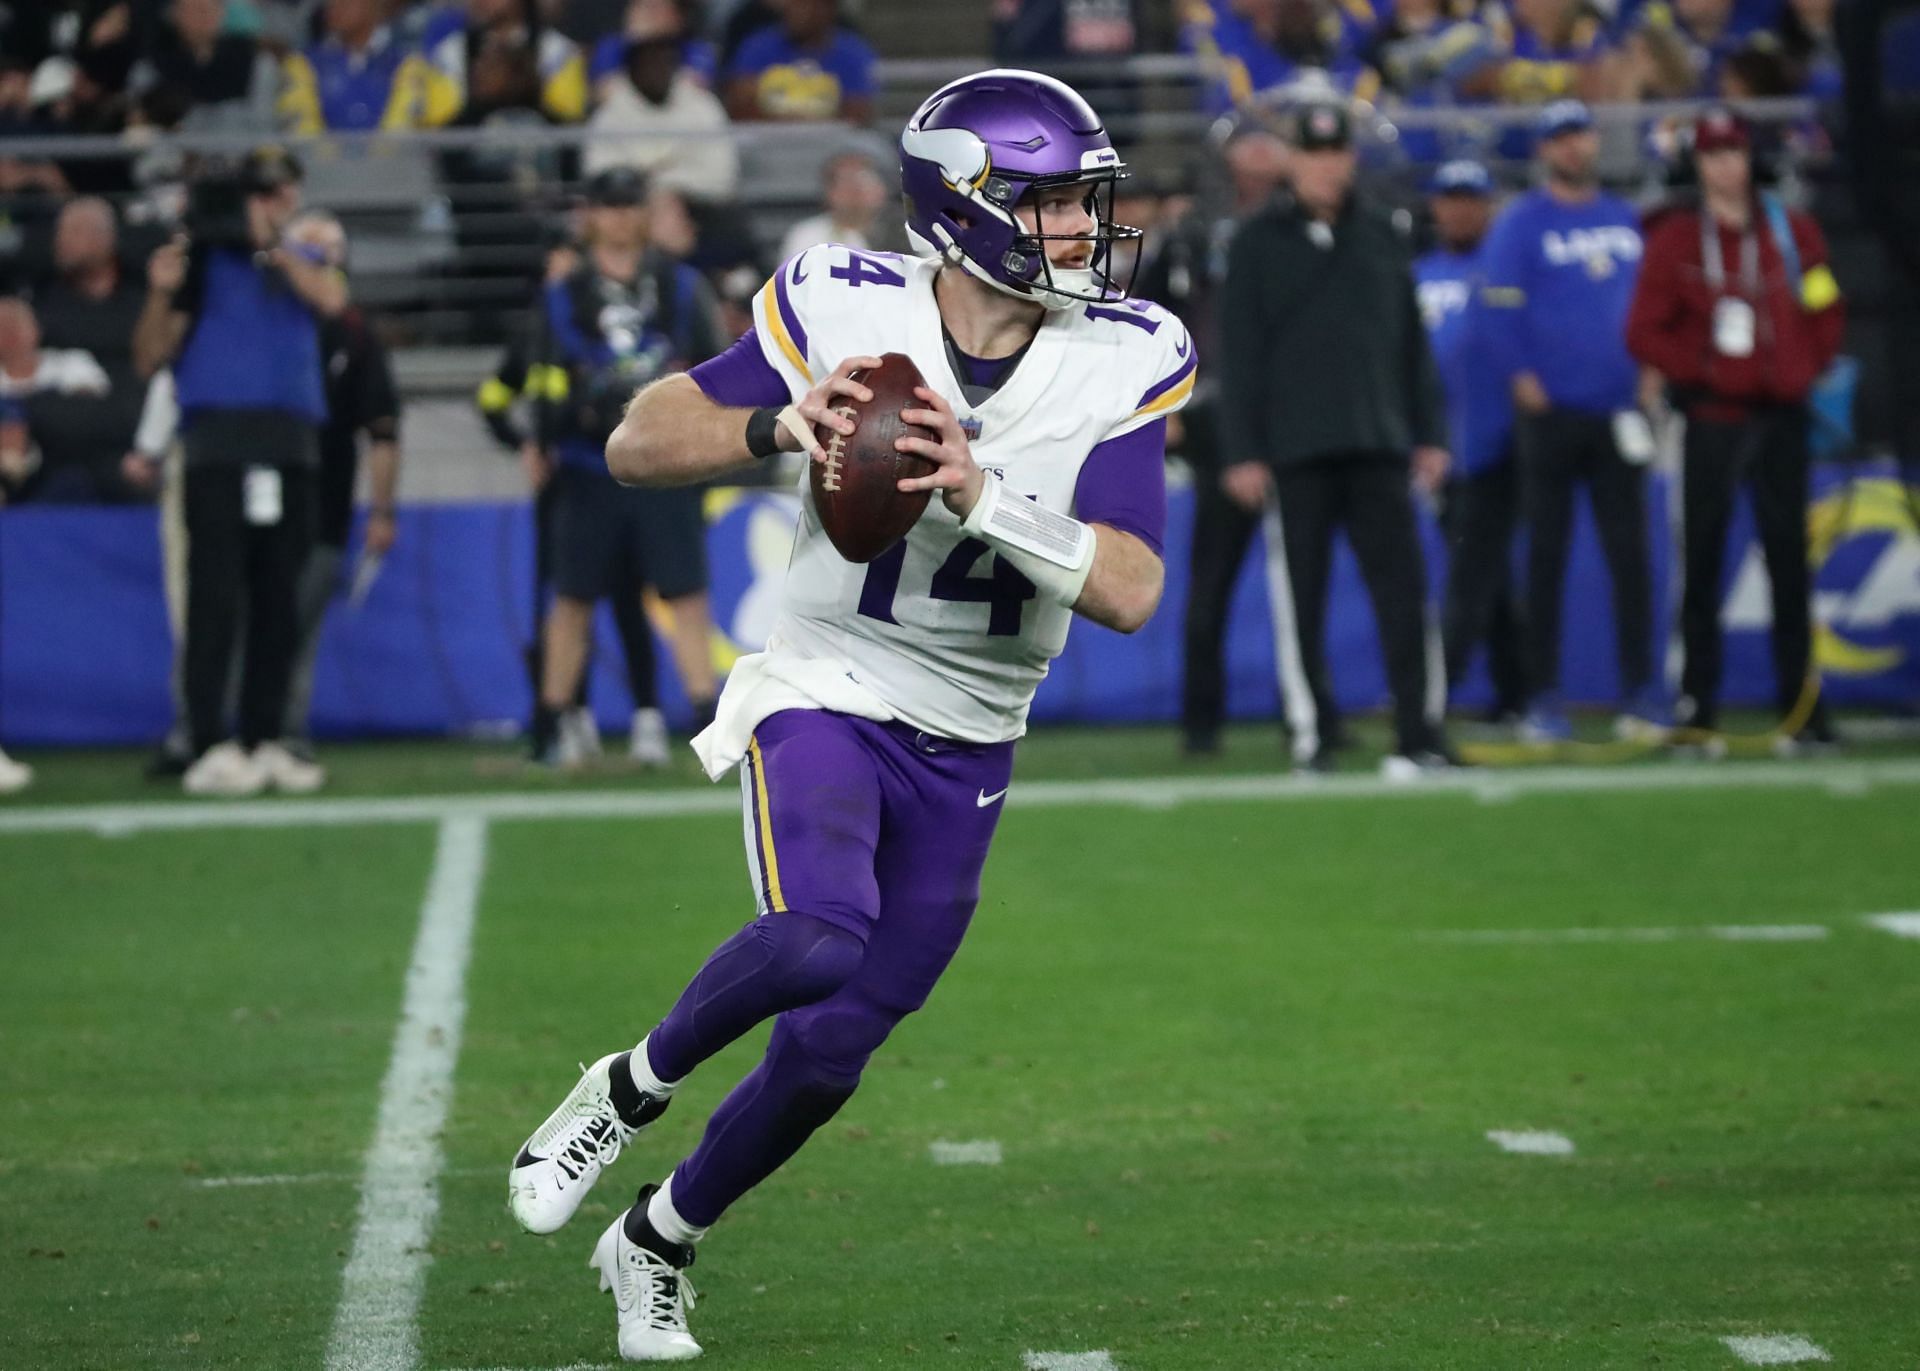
[1625,199,1845,419]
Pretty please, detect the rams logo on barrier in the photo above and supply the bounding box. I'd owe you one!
[1724,478,1920,676]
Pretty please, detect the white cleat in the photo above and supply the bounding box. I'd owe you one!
[253,741,326,794]
[183,741,268,798]
[508,1053,664,1235]
[590,1203,701,1362]
[562,706,603,763]
[0,745,32,795]
[629,707,671,768]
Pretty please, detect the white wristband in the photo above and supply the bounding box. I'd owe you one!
[960,476,1096,608]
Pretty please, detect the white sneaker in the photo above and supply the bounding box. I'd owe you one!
[0,746,31,795]
[509,1052,666,1235]
[183,741,267,798]
[562,706,603,763]
[629,707,670,768]
[590,1201,701,1362]
[253,741,326,794]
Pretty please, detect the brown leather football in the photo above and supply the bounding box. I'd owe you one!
[808,352,938,564]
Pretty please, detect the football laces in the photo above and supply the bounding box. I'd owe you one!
[821,406,856,493]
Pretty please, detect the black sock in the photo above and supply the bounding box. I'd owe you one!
[607,1050,672,1131]
[688,696,718,735]
[530,704,560,755]
[623,1184,695,1267]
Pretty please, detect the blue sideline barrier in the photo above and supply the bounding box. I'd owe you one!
[2,468,1915,746]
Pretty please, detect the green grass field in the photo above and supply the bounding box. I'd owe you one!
[4,728,1918,1371]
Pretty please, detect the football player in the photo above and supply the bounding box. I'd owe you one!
[505,69,1194,1361]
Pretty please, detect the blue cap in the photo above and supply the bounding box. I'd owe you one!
[1538,99,1594,139]
[1428,159,1493,196]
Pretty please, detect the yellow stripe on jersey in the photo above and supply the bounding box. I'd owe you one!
[758,280,809,380]
[1132,369,1196,419]
[1801,263,1840,312]
[746,736,788,913]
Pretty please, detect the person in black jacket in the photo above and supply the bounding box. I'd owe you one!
[1219,100,1455,777]
[1136,122,1290,755]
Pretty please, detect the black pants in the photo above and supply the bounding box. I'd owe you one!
[1516,409,1653,700]
[1180,407,1262,744]
[1269,453,1441,757]
[1676,406,1817,728]
[1440,460,1527,716]
[183,462,315,754]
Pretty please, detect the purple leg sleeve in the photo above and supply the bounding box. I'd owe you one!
[667,986,901,1228]
[646,913,865,1084]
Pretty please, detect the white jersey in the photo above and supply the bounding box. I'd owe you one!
[747,244,1195,743]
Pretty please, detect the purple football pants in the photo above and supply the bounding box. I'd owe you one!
[649,708,1015,1227]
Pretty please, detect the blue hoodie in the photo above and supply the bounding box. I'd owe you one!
[1477,188,1644,416]
[1415,241,1512,473]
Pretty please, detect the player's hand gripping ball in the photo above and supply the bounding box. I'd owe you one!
[805,352,938,563]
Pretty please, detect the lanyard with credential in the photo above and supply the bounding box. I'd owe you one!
[1700,210,1759,297]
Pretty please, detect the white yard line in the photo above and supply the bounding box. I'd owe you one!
[1023,1354,1121,1371]
[324,816,489,1371]
[929,1139,1004,1166]
[1864,912,1920,941]
[5,757,1920,836]
[1721,1333,1832,1365]
[1485,1130,1576,1156]
[1424,925,1832,945]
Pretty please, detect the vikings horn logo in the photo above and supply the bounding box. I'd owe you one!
[901,125,993,194]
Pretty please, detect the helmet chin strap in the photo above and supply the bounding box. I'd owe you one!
[909,222,1094,312]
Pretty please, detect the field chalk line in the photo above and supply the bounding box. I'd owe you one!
[1486,1130,1576,1155]
[5,757,1920,837]
[1024,1354,1121,1371]
[324,815,489,1371]
[929,1139,1004,1166]
[1720,1333,1832,1365]
[1864,912,1920,940]
[1426,925,1833,945]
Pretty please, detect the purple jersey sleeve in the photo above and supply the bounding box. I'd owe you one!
[1073,418,1168,557]
[688,328,791,408]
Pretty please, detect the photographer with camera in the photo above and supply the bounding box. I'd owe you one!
[133,146,345,797]
[524,166,723,766]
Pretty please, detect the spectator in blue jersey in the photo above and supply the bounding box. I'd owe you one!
[1481,0,1613,105]
[1182,0,1378,115]
[1623,0,1755,97]
[1478,101,1663,743]
[587,0,717,92]
[417,0,589,125]
[280,0,439,133]
[1369,0,1505,163]
[723,0,874,125]
[1415,160,1527,724]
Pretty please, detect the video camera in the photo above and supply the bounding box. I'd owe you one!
[182,146,304,252]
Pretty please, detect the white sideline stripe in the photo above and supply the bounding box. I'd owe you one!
[439,1364,621,1371]
[1486,1130,1575,1155]
[930,1139,1003,1166]
[1024,1354,1120,1371]
[440,1364,621,1371]
[1721,1333,1832,1364]
[324,816,489,1371]
[1865,911,1920,940]
[6,757,1920,836]
[193,1165,496,1190]
[1425,924,1831,945]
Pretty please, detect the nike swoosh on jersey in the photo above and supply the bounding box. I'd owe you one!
[791,256,807,285]
[1175,333,1190,358]
[976,787,1008,807]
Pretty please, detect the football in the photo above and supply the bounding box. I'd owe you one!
[808,352,939,563]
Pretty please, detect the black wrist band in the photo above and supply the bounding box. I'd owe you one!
[745,406,784,460]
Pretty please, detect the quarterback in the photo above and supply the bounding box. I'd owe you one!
[506,69,1194,1360]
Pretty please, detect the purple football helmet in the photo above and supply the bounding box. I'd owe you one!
[900,68,1141,309]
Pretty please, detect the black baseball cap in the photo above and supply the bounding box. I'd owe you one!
[585,166,648,206]
[242,145,304,193]
[1290,101,1353,152]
